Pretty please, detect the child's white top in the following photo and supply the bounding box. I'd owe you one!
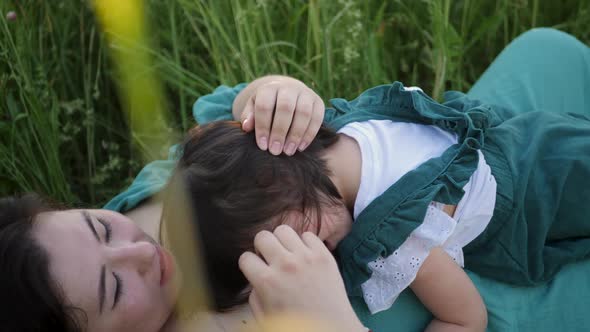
[337,89,497,314]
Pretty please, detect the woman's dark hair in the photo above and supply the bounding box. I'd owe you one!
[164,121,342,311]
[0,194,84,332]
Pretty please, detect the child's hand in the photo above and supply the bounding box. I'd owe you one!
[238,225,367,332]
[233,76,325,156]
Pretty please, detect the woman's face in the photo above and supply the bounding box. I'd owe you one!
[33,209,179,332]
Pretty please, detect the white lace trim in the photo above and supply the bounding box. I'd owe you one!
[361,203,458,314]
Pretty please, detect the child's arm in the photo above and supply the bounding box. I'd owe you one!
[232,75,325,156]
[410,247,487,332]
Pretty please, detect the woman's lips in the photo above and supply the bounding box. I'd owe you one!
[156,245,175,286]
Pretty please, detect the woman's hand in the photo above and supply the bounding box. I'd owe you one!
[232,75,325,156]
[238,225,367,332]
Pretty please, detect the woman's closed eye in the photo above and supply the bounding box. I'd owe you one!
[112,271,123,309]
[96,217,112,242]
[93,215,123,309]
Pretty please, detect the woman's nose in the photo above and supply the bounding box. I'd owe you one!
[106,241,157,275]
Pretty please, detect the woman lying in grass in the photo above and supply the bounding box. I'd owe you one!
[0,83,325,332]
[169,32,590,331]
[0,74,332,332]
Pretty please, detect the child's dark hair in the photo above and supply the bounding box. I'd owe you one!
[0,194,84,332]
[164,121,342,311]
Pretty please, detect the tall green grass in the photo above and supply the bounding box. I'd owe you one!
[1,0,589,206]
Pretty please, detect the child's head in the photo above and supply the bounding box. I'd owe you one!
[165,121,352,311]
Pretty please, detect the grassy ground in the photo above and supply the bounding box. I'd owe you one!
[1,0,589,206]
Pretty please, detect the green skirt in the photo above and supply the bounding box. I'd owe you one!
[465,27,590,285]
[467,110,590,285]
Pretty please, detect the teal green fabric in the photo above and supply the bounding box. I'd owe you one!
[464,110,590,285]
[104,28,590,331]
[103,84,247,211]
[351,260,590,331]
[103,156,176,211]
[465,27,590,285]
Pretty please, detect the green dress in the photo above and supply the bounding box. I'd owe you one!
[105,28,590,331]
[324,81,590,297]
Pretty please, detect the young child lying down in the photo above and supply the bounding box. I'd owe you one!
[165,79,590,331]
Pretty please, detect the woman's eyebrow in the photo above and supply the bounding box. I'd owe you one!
[81,211,106,313]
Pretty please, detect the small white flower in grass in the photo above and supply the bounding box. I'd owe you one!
[343,46,360,64]
[6,11,17,21]
[256,0,267,8]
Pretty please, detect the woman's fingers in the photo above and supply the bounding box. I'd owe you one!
[253,85,278,151]
[273,225,308,253]
[268,88,298,155]
[283,92,314,156]
[238,251,269,287]
[301,231,329,253]
[248,289,265,321]
[253,230,291,265]
[298,98,325,152]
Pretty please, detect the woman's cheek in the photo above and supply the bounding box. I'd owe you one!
[117,280,160,327]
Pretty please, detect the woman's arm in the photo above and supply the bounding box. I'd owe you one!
[411,247,487,332]
[232,75,325,156]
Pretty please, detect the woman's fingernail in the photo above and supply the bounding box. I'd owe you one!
[298,141,308,151]
[259,136,268,150]
[285,142,296,156]
[270,141,282,155]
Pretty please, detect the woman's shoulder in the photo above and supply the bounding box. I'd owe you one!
[124,199,163,239]
[162,305,255,332]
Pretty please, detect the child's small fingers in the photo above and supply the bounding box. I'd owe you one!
[298,99,325,152]
[283,93,314,156]
[241,98,255,132]
[253,86,278,151]
[268,88,297,155]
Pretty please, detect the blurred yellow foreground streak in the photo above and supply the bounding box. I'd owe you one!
[92,0,208,319]
[93,0,171,161]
